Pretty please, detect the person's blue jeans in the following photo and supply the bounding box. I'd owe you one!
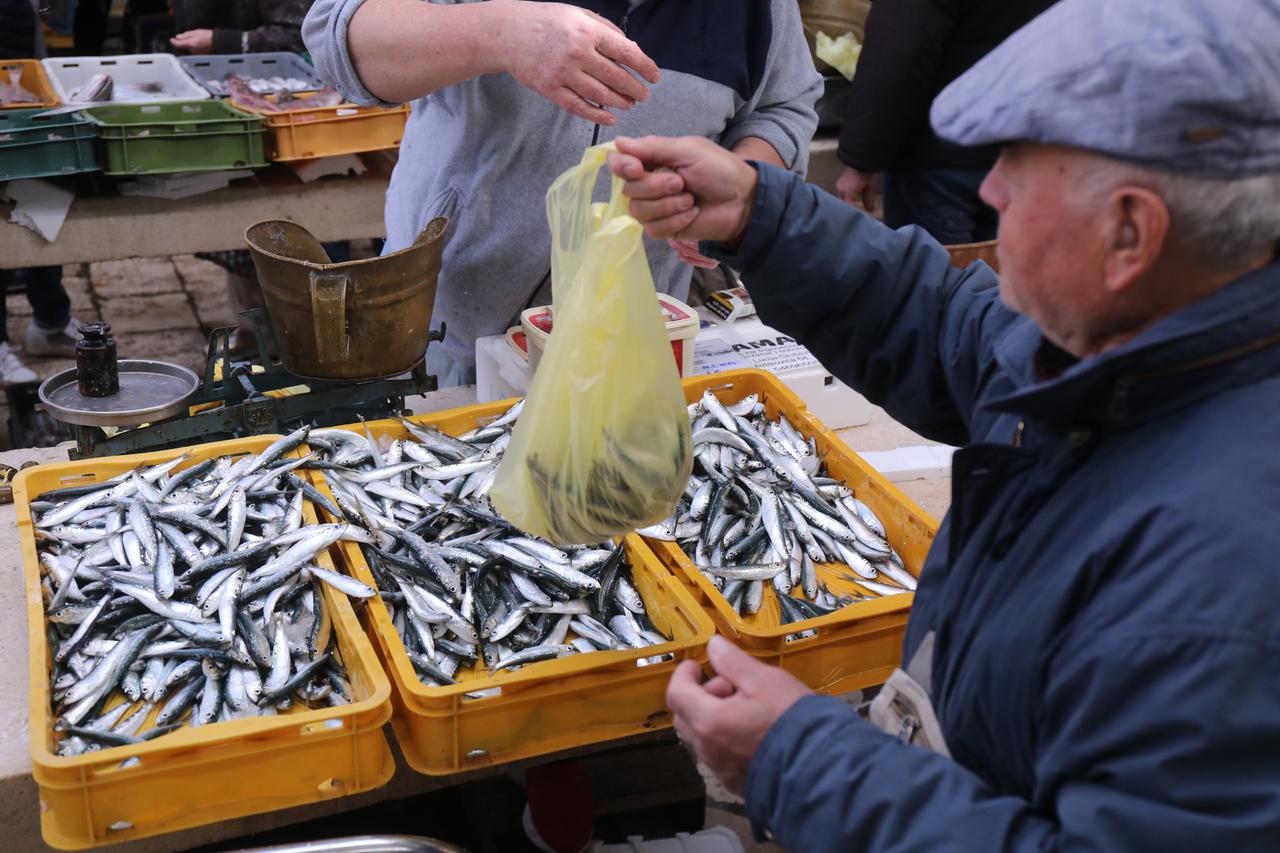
[882,168,998,244]
[0,266,71,345]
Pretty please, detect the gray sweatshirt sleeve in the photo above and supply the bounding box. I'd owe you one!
[303,0,399,106]
[719,0,822,174]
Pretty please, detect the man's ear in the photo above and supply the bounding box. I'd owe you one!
[1103,186,1169,293]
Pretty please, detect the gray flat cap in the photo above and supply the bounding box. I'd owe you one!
[931,0,1280,179]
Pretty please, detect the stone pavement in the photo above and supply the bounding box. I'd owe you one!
[1,255,228,450]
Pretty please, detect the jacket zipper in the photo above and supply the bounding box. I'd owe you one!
[590,9,630,147]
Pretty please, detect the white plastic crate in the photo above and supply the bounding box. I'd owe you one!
[42,54,211,105]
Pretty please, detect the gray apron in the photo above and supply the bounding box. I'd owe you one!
[864,630,951,757]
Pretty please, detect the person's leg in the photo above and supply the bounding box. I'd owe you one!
[0,270,37,384]
[882,168,996,245]
[24,266,82,358]
[74,0,111,55]
[26,266,71,329]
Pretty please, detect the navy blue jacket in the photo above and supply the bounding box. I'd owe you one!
[710,164,1280,851]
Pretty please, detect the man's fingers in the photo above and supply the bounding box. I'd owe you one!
[570,71,636,111]
[597,31,660,84]
[584,53,650,104]
[666,659,720,720]
[629,193,695,223]
[706,634,773,694]
[642,208,700,241]
[581,9,624,36]
[613,135,694,172]
[553,87,617,126]
[701,675,735,698]
[619,170,684,201]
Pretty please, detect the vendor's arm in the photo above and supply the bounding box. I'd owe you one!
[303,0,659,125]
[610,135,1014,445]
[719,0,821,174]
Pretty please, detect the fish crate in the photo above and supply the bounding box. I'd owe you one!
[178,52,324,97]
[2,59,60,109]
[41,54,210,104]
[646,370,940,695]
[304,403,716,776]
[0,108,99,180]
[235,96,410,162]
[82,100,266,175]
[13,436,394,851]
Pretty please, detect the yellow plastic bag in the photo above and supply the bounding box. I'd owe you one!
[491,143,693,545]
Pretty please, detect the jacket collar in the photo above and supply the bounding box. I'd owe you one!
[986,257,1280,429]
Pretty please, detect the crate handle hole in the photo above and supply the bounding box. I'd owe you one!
[462,686,502,701]
[59,473,98,485]
[182,105,199,113]
[465,748,489,760]
[107,821,133,832]
[317,777,346,796]
[636,652,674,668]
[300,718,345,735]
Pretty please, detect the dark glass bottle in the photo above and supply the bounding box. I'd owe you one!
[76,322,120,397]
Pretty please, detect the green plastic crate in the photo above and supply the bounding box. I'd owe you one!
[82,100,267,175]
[0,108,99,180]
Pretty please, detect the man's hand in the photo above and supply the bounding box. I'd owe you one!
[504,3,660,126]
[608,136,759,244]
[666,635,813,796]
[836,166,879,213]
[170,29,215,54]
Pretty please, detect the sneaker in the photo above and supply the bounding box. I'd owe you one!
[0,341,38,385]
[25,317,86,358]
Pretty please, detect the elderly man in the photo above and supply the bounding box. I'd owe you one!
[608,0,1280,850]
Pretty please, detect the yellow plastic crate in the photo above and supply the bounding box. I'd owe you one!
[14,437,395,850]
[306,405,717,775]
[228,93,409,161]
[648,370,940,695]
[1,59,59,109]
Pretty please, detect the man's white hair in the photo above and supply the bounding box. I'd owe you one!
[1082,160,1280,268]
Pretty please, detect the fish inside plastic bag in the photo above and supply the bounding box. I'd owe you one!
[491,143,693,545]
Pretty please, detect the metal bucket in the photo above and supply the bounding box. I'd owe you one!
[945,239,1000,273]
[244,218,447,381]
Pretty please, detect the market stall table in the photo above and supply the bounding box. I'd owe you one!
[0,139,847,270]
[0,157,394,271]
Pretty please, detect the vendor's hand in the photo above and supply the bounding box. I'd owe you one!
[836,166,879,213]
[170,29,215,54]
[667,635,813,796]
[504,2,660,126]
[608,136,759,245]
[668,239,720,270]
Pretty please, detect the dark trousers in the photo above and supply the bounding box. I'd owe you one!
[883,168,999,245]
[0,266,71,344]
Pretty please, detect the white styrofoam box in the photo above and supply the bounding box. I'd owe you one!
[475,332,531,402]
[42,54,211,105]
[693,317,875,430]
[858,445,957,482]
[593,827,745,853]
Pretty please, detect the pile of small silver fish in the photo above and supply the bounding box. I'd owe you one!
[0,67,40,104]
[205,75,318,97]
[303,401,673,687]
[30,432,375,758]
[637,391,917,626]
[225,75,345,113]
